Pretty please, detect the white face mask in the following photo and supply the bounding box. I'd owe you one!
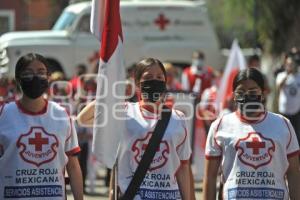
[192,59,204,69]
[192,59,204,75]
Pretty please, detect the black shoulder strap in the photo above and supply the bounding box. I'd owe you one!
[120,106,172,200]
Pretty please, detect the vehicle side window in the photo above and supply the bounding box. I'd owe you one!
[77,14,90,33]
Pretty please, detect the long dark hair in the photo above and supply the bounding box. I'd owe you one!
[134,58,167,85]
[15,53,49,80]
[233,68,265,92]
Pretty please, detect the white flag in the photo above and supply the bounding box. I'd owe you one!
[216,40,246,112]
[91,0,125,168]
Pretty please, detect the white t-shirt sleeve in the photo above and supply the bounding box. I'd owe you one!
[205,118,222,159]
[65,117,81,156]
[176,117,192,161]
[284,118,300,157]
[276,72,287,87]
[181,72,190,91]
[200,88,210,110]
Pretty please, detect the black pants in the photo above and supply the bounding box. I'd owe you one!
[78,142,89,189]
[283,111,300,145]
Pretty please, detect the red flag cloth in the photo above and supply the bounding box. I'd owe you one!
[216,40,246,112]
[91,0,126,168]
[99,0,123,62]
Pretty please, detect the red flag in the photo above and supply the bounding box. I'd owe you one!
[91,0,125,168]
[216,40,246,112]
[99,0,123,62]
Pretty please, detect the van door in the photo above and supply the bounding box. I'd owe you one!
[121,1,222,68]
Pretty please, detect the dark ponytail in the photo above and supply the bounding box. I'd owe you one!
[233,68,265,92]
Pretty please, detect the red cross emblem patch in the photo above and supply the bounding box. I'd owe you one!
[154,13,170,31]
[17,127,59,167]
[132,132,170,171]
[235,132,275,169]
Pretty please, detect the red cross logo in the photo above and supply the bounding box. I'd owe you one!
[246,137,265,155]
[29,132,49,151]
[154,14,170,31]
[132,132,170,171]
[17,127,58,167]
[235,132,275,169]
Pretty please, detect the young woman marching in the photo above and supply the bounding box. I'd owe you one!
[203,68,300,200]
[78,58,193,199]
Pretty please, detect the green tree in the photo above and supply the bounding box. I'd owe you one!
[207,0,300,54]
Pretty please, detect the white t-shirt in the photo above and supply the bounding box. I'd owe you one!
[205,111,300,200]
[276,71,300,115]
[118,102,192,200]
[0,100,80,200]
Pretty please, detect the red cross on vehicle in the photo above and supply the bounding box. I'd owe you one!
[154,13,170,31]
[246,137,265,155]
[29,132,49,151]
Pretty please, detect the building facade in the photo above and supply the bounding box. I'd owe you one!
[0,0,67,35]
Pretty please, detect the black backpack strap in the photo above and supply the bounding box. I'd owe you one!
[120,106,172,200]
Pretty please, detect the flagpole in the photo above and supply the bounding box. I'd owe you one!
[114,159,118,200]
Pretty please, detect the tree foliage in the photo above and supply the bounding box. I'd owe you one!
[207,0,300,54]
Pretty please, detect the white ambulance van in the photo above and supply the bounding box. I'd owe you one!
[0,0,222,78]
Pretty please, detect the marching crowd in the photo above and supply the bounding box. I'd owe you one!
[0,47,300,199]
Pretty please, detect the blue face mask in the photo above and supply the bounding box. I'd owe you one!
[140,80,166,103]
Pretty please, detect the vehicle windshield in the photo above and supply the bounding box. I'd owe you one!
[52,12,76,31]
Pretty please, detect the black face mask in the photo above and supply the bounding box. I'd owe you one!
[140,80,166,103]
[235,94,264,114]
[20,76,49,99]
